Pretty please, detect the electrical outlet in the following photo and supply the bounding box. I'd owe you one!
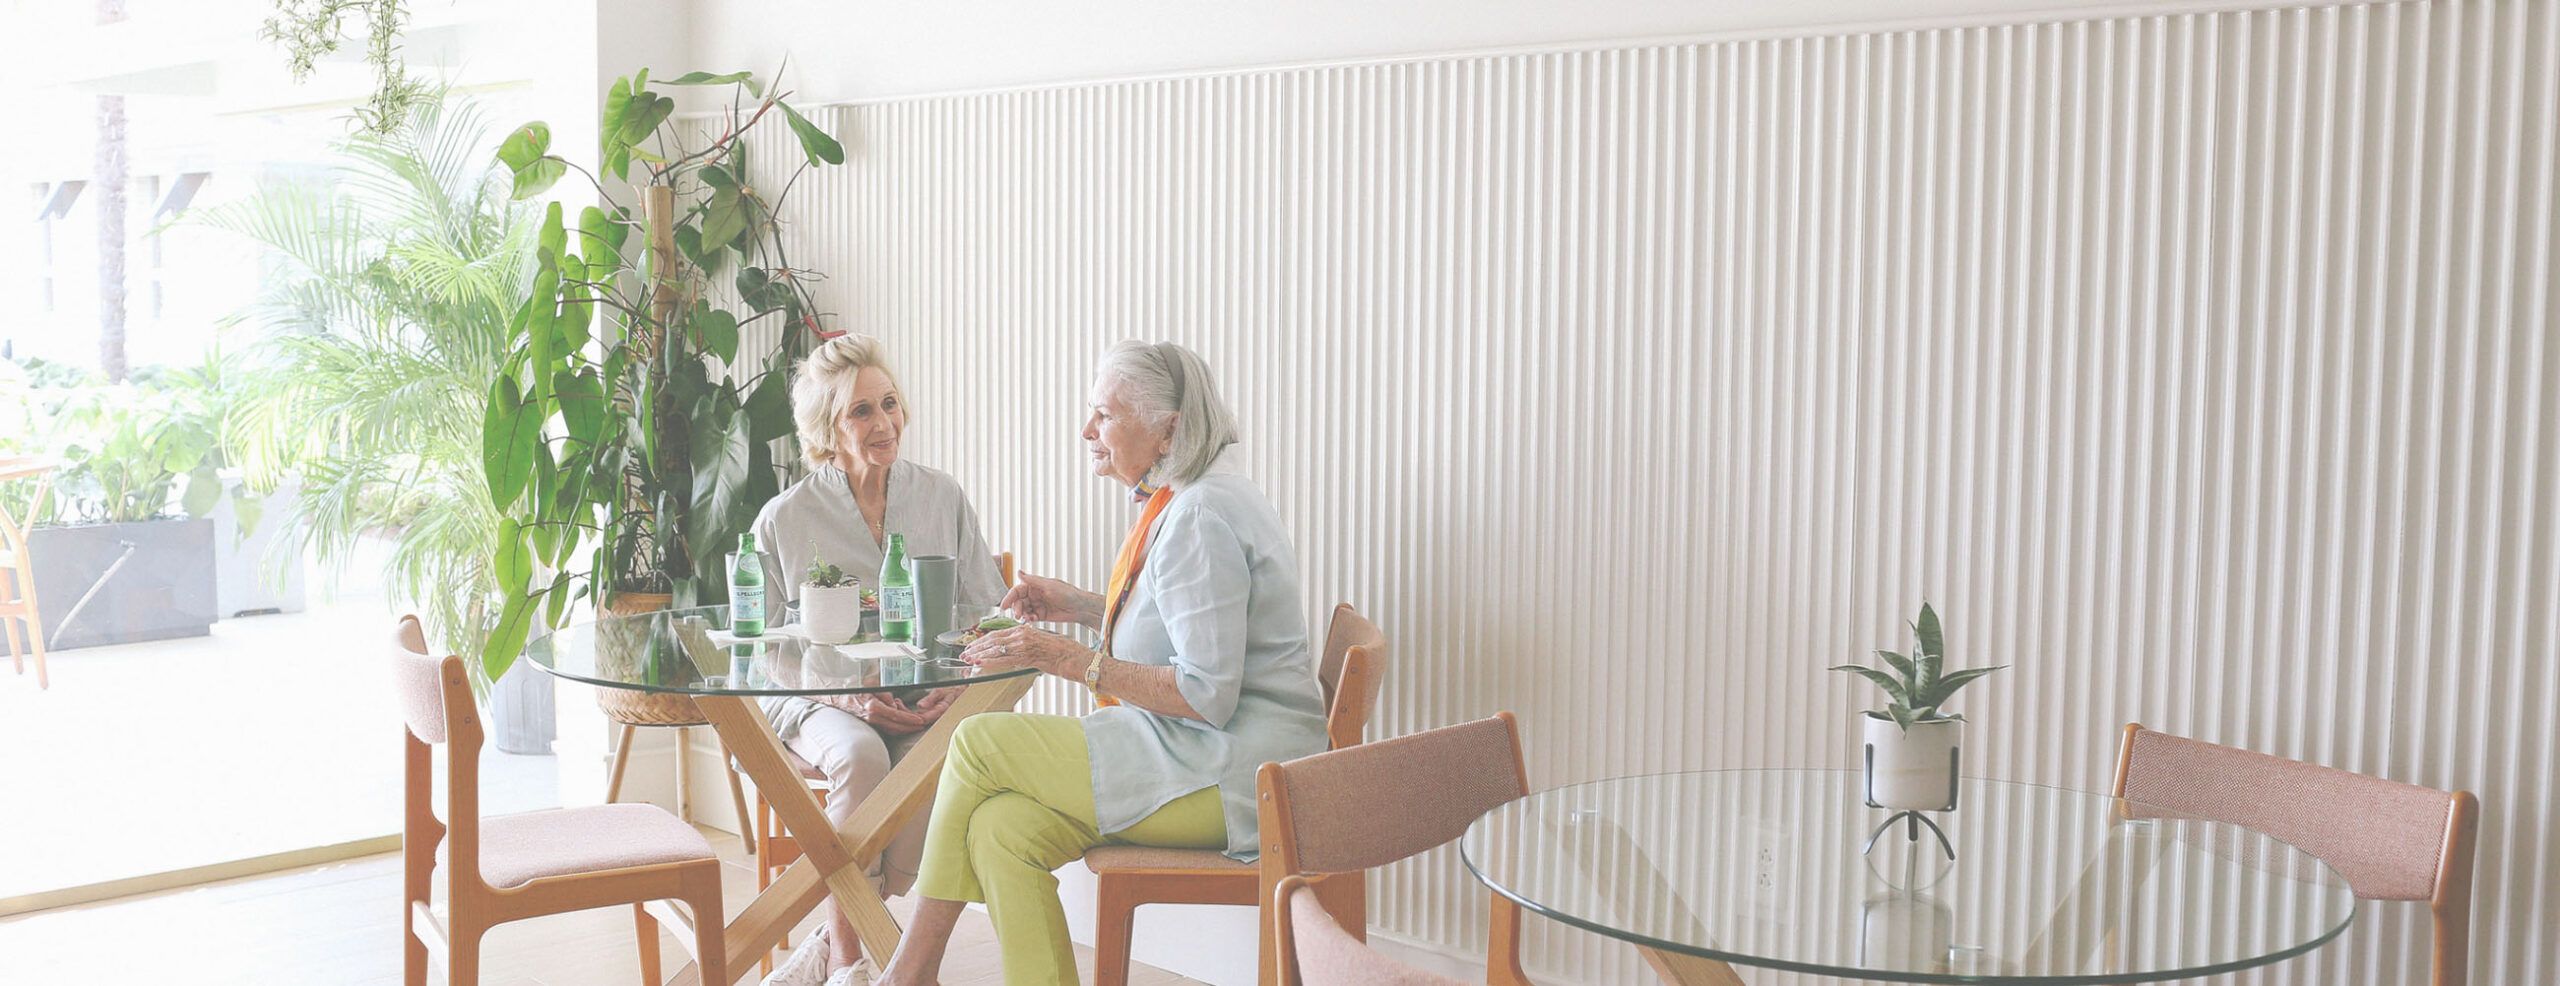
[1749,819,1792,922]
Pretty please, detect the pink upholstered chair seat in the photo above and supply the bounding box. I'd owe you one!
[1082,845,1243,873]
[1285,880,1468,986]
[440,803,717,889]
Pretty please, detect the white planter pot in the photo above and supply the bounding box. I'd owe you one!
[1863,716,1963,810]
[800,583,868,644]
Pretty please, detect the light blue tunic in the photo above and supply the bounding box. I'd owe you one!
[1082,462,1329,861]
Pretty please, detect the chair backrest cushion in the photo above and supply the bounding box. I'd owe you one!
[1284,878,1468,986]
[2118,725,2461,902]
[390,616,450,744]
[1268,714,1522,874]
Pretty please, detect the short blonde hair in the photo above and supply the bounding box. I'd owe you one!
[792,334,904,469]
[1094,340,1238,486]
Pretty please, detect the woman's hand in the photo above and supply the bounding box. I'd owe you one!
[1000,572,1106,629]
[961,625,1091,680]
[822,692,937,736]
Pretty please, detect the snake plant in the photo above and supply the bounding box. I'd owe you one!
[1831,602,2006,732]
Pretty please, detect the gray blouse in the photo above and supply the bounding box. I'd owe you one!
[1082,458,1329,861]
[749,459,1006,737]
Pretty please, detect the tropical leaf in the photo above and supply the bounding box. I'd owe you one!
[495,121,551,172]
[742,371,793,444]
[480,374,540,510]
[481,590,536,683]
[693,307,739,363]
[779,101,844,166]
[509,156,567,200]
[663,70,752,86]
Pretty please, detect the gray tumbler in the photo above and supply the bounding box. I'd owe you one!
[909,554,958,654]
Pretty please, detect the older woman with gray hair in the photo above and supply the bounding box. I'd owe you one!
[749,333,1007,986]
[874,341,1328,986]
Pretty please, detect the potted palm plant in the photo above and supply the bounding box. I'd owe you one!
[477,68,843,682]
[200,95,557,753]
[1832,603,2004,812]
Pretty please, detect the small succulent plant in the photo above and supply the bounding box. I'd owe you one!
[804,541,861,589]
[1831,602,2005,732]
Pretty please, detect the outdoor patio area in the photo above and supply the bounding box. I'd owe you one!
[0,540,569,906]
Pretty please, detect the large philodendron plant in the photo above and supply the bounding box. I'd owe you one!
[478,69,844,680]
[1831,603,2006,733]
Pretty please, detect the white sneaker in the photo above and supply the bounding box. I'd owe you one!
[822,959,876,986]
[761,927,831,986]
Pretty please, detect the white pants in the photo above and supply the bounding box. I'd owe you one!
[782,704,931,895]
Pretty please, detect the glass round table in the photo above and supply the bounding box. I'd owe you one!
[523,604,1040,698]
[1459,769,2356,984]
[522,604,1045,986]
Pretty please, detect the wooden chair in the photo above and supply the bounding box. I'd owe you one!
[1261,713,1531,986]
[2112,722,2481,986]
[0,456,55,689]
[1084,603,1390,986]
[393,615,726,986]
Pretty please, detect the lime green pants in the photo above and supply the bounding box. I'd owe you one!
[915,712,1224,986]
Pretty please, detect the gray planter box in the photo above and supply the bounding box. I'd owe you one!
[27,517,219,650]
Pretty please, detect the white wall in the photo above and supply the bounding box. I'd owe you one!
[698,1,2555,984]
[682,0,2214,101]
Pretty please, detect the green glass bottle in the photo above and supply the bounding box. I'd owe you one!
[878,533,916,642]
[729,532,766,636]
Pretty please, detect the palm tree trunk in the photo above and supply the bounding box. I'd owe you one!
[95,0,128,382]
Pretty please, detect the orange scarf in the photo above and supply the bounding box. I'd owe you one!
[1095,486,1176,707]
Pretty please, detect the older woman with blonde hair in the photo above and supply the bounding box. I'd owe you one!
[874,340,1328,986]
[749,333,1007,986]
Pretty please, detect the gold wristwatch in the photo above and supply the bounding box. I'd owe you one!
[1083,650,1107,697]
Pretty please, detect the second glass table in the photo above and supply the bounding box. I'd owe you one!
[1459,769,2356,984]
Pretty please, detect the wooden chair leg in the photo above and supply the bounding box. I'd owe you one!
[449,922,484,986]
[606,723,638,802]
[635,903,662,985]
[720,747,754,847]
[1091,874,1136,986]
[691,872,728,986]
[403,925,428,986]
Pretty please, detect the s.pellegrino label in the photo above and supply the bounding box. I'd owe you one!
[880,533,916,641]
[730,531,766,636]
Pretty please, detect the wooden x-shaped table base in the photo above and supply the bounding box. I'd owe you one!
[656,673,1036,986]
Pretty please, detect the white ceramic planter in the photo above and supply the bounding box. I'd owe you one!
[800,583,868,644]
[1863,715,1963,810]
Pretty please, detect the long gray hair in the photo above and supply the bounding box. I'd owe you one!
[1094,340,1238,486]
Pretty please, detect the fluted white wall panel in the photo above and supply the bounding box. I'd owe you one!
[736,1,2556,981]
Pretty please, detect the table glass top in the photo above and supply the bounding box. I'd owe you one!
[1459,770,2355,984]
[524,604,1041,697]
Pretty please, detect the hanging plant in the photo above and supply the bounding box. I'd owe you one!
[260,0,437,135]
